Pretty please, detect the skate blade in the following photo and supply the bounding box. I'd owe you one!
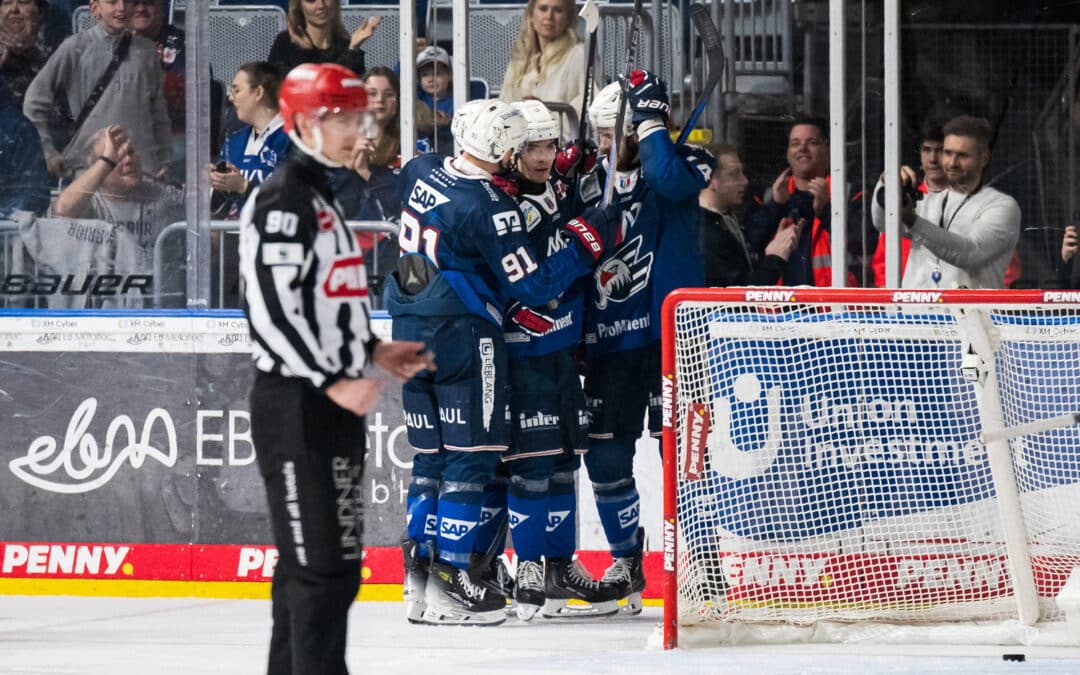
[541,598,619,619]
[405,599,427,624]
[516,602,542,622]
[617,592,643,616]
[421,602,507,626]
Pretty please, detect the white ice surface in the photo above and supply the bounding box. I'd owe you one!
[3,597,1080,674]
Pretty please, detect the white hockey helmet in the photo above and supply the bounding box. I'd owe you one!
[588,81,633,136]
[451,99,528,163]
[510,100,561,145]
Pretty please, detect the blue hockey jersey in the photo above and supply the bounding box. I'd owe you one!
[221,115,291,188]
[584,128,710,356]
[504,177,585,358]
[388,153,594,326]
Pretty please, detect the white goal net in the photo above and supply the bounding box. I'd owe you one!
[660,288,1080,648]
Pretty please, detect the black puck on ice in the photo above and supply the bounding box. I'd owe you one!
[1002,653,1026,662]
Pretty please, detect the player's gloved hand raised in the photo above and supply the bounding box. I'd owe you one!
[620,69,670,127]
[554,139,599,179]
[508,301,556,337]
[491,173,519,198]
[561,205,619,262]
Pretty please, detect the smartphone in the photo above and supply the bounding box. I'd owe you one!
[214,161,228,173]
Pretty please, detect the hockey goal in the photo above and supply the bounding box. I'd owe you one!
[661,288,1080,648]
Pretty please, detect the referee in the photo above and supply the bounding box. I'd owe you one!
[239,63,433,675]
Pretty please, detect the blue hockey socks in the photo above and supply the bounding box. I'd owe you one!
[545,470,577,559]
[507,474,549,562]
[473,474,508,559]
[406,475,440,559]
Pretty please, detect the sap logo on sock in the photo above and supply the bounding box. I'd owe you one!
[479,506,502,525]
[424,514,438,538]
[712,372,783,480]
[546,510,571,532]
[617,500,640,528]
[439,518,476,541]
[508,509,528,529]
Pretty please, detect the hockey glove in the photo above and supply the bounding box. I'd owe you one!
[561,213,608,262]
[621,69,670,127]
[491,173,520,198]
[508,301,556,337]
[561,206,620,262]
[554,139,599,179]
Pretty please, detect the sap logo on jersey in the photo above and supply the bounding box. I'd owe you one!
[408,180,450,214]
[712,372,784,480]
[617,500,640,528]
[323,256,369,298]
[546,510,570,532]
[439,517,476,541]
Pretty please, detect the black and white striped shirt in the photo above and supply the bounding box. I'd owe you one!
[239,152,377,389]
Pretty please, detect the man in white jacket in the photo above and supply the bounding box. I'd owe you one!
[871,115,1020,289]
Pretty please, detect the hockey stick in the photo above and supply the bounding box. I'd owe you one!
[600,0,644,208]
[576,0,600,145]
[676,4,725,145]
[569,0,600,214]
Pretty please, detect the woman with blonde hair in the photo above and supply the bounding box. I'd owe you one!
[268,0,380,74]
[499,0,591,112]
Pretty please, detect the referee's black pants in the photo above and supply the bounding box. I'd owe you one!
[251,372,366,675]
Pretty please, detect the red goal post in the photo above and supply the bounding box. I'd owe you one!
[661,287,1080,649]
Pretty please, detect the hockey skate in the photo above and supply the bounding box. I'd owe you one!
[599,551,646,616]
[421,559,508,626]
[482,553,516,601]
[513,559,545,621]
[401,537,429,624]
[541,557,620,619]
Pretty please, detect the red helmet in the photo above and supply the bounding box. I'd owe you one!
[278,63,368,135]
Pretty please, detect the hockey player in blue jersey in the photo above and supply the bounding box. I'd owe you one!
[385,99,618,625]
[583,71,715,614]
[491,100,621,620]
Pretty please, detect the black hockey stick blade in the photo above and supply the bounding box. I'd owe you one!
[677,4,725,145]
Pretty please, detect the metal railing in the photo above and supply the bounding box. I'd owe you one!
[152,219,401,309]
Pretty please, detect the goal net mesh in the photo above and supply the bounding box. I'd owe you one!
[666,295,1080,630]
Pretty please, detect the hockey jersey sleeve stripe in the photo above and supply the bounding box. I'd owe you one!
[243,231,338,388]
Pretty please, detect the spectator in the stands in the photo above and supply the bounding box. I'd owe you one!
[0,74,50,217]
[23,0,172,178]
[362,66,402,169]
[1,0,63,108]
[500,0,590,112]
[1,0,67,109]
[52,124,184,275]
[870,115,1020,289]
[209,62,289,218]
[746,117,868,286]
[268,0,379,75]
[700,144,796,287]
[415,45,452,153]
[131,0,183,133]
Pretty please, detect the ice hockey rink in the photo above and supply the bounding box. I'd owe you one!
[2,596,1079,675]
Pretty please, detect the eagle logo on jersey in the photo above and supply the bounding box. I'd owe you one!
[593,235,652,310]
